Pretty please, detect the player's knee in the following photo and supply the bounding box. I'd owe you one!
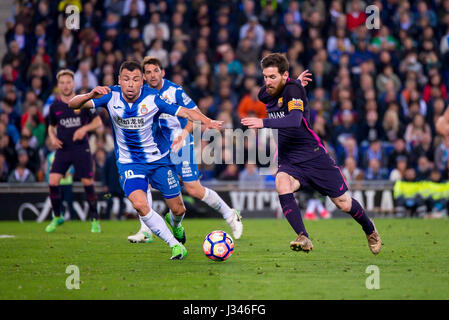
[334,197,352,212]
[276,173,295,194]
[132,199,150,215]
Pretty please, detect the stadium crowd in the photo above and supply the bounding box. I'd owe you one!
[0,0,449,200]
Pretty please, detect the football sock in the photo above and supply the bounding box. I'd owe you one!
[202,187,234,223]
[141,210,178,247]
[49,185,62,217]
[279,193,309,237]
[139,188,152,231]
[348,198,375,235]
[169,210,185,228]
[84,184,99,221]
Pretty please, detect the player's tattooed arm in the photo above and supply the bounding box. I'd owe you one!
[436,106,449,136]
[69,86,111,109]
[177,107,223,130]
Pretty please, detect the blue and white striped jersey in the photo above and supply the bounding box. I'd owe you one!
[144,79,197,144]
[92,85,181,165]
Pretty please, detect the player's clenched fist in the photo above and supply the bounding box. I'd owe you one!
[89,86,111,99]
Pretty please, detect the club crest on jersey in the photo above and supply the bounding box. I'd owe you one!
[277,97,283,108]
[140,104,149,115]
[287,98,304,112]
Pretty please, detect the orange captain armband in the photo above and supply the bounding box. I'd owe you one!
[287,98,304,112]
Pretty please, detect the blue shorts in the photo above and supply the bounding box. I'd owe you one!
[118,157,181,199]
[170,143,200,182]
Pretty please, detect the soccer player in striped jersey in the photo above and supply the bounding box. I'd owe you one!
[69,61,222,259]
[127,56,243,244]
[242,53,382,255]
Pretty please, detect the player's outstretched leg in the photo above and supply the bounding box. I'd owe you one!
[333,194,381,255]
[193,184,243,239]
[46,184,65,232]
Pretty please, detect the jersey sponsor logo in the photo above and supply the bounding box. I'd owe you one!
[268,111,285,119]
[182,92,192,106]
[287,98,304,112]
[277,97,283,108]
[159,113,174,120]
[113,105,123,109]
[60,117,81,128]
[113,116,145,129]
[181,161,192,177]
[167,169,178,189]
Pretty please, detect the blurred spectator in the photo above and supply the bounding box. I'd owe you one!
[362,139,387,169]
[388,138,410,170]
[415,155,432,181]
[0,152,9,182]
[238,163,264,189]
[404,114,432,149]
[7,149,36,183]
[389,156,408,181]
[365,158,388,180]
[238,86,267,119]
[342,156,364,183]
[74,60,98,91]
[239,16,265,48]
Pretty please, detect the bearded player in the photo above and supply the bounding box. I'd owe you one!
[45,69,103,233]
[242,53,382,255]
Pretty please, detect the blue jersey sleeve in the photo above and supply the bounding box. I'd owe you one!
[91,92,112,109]
[175,88,197,110]
[155,94,182,116]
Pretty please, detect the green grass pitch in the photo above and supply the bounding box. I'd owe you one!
[0,218,448,300]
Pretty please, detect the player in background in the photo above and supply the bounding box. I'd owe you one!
[45,69,103,233]
[127,56,243,244]
[68,61,222,259]
[242,53,382,255]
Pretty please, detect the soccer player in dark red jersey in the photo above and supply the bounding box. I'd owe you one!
[242,53,382,255]
[45,69,103,233]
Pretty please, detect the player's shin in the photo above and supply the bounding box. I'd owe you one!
[141,210,179,247]
[49,185,63,217]
[279,193,309,237]
[84,184,99,220]
[347,198,375,235]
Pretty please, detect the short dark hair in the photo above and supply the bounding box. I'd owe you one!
[119,60,142,75]
[261,53,289,75]
[142,56,163,72]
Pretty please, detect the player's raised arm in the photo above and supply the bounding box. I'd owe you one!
[436,106,449,136]
[68,86,111,109]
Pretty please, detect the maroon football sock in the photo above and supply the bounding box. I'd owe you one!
[348,198,375,235]
[84,184,99,221]
[49,185,63,217]
[279,193,309,238]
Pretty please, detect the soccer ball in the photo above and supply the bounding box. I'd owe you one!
[203,230,234,261]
